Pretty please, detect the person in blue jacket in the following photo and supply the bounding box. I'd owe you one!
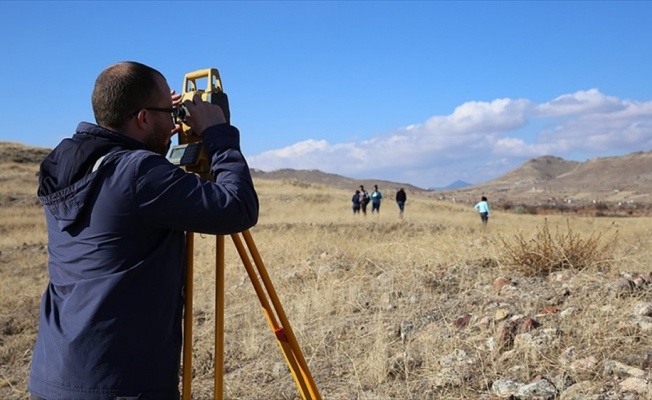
[352,189,361,214]
[28,61,259,400]
[474,196,490,225]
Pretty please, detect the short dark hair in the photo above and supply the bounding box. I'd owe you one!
[91,61,164,130]
[481,196,487,201]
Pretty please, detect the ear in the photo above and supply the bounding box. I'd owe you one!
[134,109,151,130]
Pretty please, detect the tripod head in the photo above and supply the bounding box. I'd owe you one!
[168,68,230,179]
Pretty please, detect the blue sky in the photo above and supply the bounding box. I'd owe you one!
[2,1,651,189]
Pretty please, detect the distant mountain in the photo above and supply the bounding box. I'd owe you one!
[436,151,652,205]
[428,180,472,191]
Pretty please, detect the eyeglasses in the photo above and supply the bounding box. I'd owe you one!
[128,107,178,124]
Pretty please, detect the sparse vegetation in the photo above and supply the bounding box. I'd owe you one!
[2,143,652,399]
[497,218,619,276]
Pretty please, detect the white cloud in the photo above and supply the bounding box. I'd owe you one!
[535,89,625,117]
[248,90,652,188]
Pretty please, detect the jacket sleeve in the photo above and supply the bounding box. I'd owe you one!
[129,124,259,235]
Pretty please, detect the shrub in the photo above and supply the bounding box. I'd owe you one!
[511,205,525,214]
[497,218,619,276]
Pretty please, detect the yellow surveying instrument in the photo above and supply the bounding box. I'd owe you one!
[168,68,229,179]
[168,69,321,400]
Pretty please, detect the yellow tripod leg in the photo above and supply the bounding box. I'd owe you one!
[231,230,322,400]
[182,232,194,400]
[215,235,225,399]
[241,231,321,400]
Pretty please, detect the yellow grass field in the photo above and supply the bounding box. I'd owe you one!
[2,160,652,399]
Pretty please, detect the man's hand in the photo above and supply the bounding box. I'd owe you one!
[171,90,183,136]
[181,93,227,136]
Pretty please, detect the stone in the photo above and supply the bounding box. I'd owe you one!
[619,377,649,396]
[494,308,510,321]
[491,378,522,398]
[516,378,557,399]
[633,302,652,317]
[559,381,603,400]
[603,359,646,379]
[493,276,511,291]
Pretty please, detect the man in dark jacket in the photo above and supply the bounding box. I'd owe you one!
[396,188,407,217]
[29,62,259,400]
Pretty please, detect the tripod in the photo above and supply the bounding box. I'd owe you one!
[181,230,322,400]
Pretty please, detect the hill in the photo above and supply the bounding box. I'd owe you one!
[437,151,652,208]
[250,168,424,193]
[0,142,51,164]
[3,141,652,209]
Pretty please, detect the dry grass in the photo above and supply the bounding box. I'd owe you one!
[497,218,620,276]
[2,165,652,399]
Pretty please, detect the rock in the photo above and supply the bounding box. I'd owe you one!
[516,378,557,399]
[491,378,522,398]
[603,359,646,379]
[642,350,652,370]
[452,313,471,329]
[494,308,510,321]
[496,319,519,351]
[514,328,561,352]
[559,346,576,365]
[570,356,598,372]
[550,270,575,282]
[550,374,574,393]
[559,381,603,400]
[537,305,560,316]
[477,315,492,328]
[432,349,473,388]
[439,349,473,369]
[493,277,511,291]
[559,307,577,318]
[619,377,650,396]
[633,302,652,317]
[520,317,541,332]
[615,277,636,296]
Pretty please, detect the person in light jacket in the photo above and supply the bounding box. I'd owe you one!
[474,196,490,225]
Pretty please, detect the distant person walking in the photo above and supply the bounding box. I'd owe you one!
[352,189,361,214]
[474,196,490,225]
[370,184,383,214]
[359,185,370,215]
[396,188,406,217]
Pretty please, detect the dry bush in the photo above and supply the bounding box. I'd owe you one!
[497,218,620,276]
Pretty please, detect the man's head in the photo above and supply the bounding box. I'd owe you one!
[92,62,176,156]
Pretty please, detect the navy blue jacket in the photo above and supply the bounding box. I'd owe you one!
[29,122,258,400]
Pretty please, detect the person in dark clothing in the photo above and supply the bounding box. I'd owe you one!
[396,188,407,217]
[28,61,259,400]
[352,189,361,214]
[359,185,370,215]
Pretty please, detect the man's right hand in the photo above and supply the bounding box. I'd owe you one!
[182,93,227,136]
